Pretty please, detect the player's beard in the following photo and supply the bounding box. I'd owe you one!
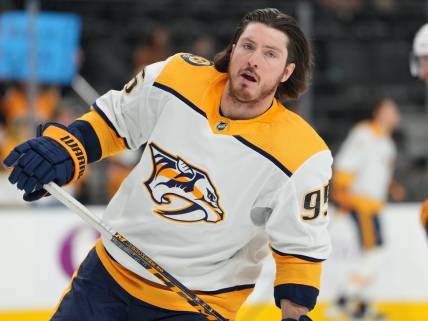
[228,74,281,107]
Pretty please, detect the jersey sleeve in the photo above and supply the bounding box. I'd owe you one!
[69,60,169,164]
[95,60,168,150]
[265,150,332,310]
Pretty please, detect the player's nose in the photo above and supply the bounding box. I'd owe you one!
[247,50,262,69]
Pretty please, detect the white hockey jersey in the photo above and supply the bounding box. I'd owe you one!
[77,53,332,319]
[334,122,396,205]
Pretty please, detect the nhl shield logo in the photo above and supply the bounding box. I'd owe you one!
[216,120,228,131]
[144,143,224,223]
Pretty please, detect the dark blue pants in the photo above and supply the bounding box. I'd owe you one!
[51,247,208,321]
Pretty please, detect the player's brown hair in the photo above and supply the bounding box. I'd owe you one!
[214,8,313,100]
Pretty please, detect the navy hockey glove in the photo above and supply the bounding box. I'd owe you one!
[3,122,87,201]
[282,316,312,321]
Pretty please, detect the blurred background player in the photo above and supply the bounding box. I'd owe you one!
[328,97,403,321]
[410,22,428,237]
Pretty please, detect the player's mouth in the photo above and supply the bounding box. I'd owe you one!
[240,71,258,83]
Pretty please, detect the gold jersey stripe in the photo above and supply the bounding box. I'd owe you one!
[350,195,384,216]
[272,252,322,289]
[77,109,127,159]
[95,240,252,321]
[42,125,87,183]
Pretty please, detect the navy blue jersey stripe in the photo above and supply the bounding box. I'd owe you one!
[373,213,383,246]
[195,284,255,295]
[271,247,325,262]
[234,136,293,177]
[69,120,102,163]
[274,283,319,311]
[92,102,130,149]
[350,209,383,249]
[350,210,364,247]
[153,82,207,118]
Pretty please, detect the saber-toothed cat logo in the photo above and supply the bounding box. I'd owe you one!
[144,143,224,223]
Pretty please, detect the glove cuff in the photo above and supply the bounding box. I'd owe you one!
[42,125,88,183]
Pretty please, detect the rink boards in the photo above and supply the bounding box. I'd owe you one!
[0,204,427,321]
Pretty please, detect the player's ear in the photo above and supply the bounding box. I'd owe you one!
[281,63,295,83]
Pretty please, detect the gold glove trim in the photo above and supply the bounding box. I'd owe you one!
[43,126,87,183]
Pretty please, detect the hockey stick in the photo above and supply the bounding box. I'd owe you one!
[44,182,227,321]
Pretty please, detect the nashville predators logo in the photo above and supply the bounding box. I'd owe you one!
[144,143,224,223]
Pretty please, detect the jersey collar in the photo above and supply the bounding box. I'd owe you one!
[202,73,284,136]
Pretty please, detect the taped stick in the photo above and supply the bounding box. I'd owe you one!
[44,182,227,321]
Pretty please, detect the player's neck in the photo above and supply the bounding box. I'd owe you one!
[372,119,392,136]
[220,83,274,120]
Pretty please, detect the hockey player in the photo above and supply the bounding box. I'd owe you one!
[410,22,428,237]
[3,8,332,321]
[329,98,401,321]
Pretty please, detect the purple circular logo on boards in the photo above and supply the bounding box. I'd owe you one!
[60,225,100,277]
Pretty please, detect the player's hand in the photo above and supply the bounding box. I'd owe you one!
[3,123,85,201]
[282,316,312,321]
[389,181,406,202]
[331,187,353,213]
[281,299,311,321]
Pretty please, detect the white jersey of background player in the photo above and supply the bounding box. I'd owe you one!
[334,101,398,210]
[3,9,332,321]
[329,98,401,320]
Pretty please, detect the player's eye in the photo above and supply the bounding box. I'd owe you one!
[242,43,253,50]
[265,51,277,59]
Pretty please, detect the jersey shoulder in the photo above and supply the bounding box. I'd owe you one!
[153,53,223,110]
[352,120,387,140]
[274,107,330,174]
[240,105,330,176]
[353,121,372,134]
